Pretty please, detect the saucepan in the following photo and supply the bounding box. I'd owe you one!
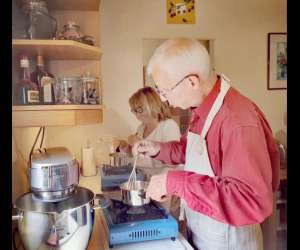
[119,180,150,206]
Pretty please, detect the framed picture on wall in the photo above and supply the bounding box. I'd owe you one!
[267,33,287,90]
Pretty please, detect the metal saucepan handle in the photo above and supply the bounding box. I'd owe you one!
[92,193,112,210]
[12,211,23,221]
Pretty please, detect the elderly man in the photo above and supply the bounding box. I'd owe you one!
[133,38,280,250]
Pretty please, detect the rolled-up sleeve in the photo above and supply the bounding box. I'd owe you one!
[154,133,187,165]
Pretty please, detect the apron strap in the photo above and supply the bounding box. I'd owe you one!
[200,74,231,138]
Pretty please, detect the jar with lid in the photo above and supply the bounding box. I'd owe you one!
[58,21,83,42]
[81,73,100,104]
[21,0,57,39]
[55,77,82,104]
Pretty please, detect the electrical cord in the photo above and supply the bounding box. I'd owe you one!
[28,126,45,168]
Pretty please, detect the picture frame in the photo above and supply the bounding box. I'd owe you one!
[267,33,287,90]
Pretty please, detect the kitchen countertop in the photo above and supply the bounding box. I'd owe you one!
[79,168,193,250]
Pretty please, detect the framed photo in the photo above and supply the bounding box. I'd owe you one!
[267,33,287,90]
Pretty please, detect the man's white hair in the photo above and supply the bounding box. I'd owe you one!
[147,38,211,83]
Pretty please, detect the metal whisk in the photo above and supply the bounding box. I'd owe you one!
[126,155,138,190]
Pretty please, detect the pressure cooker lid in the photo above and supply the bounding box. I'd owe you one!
[31,147,74,168]
[15,187,94,214]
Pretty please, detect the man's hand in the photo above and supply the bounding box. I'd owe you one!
[132,140,161,158]
[146,172,169,202]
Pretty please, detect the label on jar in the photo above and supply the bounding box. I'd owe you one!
[41,76,54,103]
[27,90,40,103]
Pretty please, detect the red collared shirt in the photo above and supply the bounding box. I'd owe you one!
[155,77,280,226]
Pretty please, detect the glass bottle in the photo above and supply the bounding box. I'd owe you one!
[14,54,40,105]
[30,55,55,104]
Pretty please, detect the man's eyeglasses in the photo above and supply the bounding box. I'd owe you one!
[131,106,143,114]
[154,74,199,98]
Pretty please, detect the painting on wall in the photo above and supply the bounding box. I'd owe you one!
[267,33,287,90]
[166,0,195,24]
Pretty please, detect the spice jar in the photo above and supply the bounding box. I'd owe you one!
[58,21,83,42]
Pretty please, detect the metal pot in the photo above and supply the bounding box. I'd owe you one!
[30,147,79,201]
[119,180,150,206]
[12,187,99,250]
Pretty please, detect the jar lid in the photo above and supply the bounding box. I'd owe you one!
[63,21,80,29]
[58,76,81,81]
[22,0,48,13]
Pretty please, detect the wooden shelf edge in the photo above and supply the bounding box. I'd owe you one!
[12,105,103,111]
[12,39,101,53]
[12,108,103,127]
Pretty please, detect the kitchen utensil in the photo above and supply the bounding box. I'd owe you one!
[109,152,130,167]
[126,155,138,189]
[120,180,150,206]
[12,187,98,250]
[100,164,146,191]
[30,147,79,201]
[13,188,111,249]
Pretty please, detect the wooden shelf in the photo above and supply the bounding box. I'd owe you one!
[12,105,103,127]
[48,0,101,11]
[12,39,102,60]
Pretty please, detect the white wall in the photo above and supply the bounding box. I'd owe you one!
[100,0,287,143]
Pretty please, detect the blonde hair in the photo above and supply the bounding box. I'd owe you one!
[129,87,172,121]
[147,38,211,82]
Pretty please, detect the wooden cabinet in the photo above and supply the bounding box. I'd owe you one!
[12,0,102,127]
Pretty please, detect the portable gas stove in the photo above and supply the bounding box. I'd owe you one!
[102,199,178,248]
[100,164,145,190]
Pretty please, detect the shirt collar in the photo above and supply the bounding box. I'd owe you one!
[190,75,222,121]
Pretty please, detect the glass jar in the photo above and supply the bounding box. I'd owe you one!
[58,21,83,42]
[55,77,82,104]
[21,0,57,39]
[81,73,100,104]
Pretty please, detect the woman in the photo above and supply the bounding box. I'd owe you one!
[119,86,181,216]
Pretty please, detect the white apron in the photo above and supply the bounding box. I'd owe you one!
[180,74,263,250]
